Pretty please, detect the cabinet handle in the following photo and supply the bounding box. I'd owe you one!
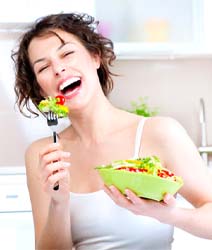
[6,194,18,199]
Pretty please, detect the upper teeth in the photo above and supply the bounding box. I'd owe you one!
[59,77,80,91]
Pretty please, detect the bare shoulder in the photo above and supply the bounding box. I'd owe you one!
[26,136,51,153]
[145,115,186,133]
[25,137,51,174]
[25,139,42,159]
[142,116,195,171]
[144,116,188,144]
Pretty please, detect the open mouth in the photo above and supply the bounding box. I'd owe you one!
[59,77,81,96]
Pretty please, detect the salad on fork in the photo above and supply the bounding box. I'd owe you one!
[38,95,69,190]
[38,95,69,118]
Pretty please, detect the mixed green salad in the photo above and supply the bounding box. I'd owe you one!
[38,95,69,118]
[96,156,183,183]
[96,156,183,200]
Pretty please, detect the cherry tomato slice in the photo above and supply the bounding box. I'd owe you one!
[56,95,65,105]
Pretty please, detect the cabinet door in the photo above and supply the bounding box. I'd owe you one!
[95,0,203,44]
[0,0,95,23]
[0,173,31,212]
[0,212,34,250]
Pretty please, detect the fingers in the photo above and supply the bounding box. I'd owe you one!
[104,185,133,207]
[125,189,142,205]
[39,142,70,170]
[41,161,71,183]
[163,193,177,207]
[41,151,70,168]
[40,145,70,167]
[43,168,70,193]
[39,142,62,156]
[38,142,71,193]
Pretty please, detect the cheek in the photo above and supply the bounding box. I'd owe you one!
[39,88,46,97]
[80,51,99,69]
[36,75,52,96]
[36,76,45,91]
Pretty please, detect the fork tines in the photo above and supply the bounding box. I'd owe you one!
[46,111,58,143]
[47,111,58,126]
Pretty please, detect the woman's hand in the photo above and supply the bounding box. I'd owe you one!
[103,185,177,223]
[38,142,71,203]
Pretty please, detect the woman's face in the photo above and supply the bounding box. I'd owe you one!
[28,29,101,109]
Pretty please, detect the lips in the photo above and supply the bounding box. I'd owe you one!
[58,76,81,97]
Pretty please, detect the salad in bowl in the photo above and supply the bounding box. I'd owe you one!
[96,156,183,201]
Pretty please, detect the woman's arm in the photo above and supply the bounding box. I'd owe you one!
[25,140,72,249]
[158,117,212,238]
[36,198,71,249]
[104,117,212,239]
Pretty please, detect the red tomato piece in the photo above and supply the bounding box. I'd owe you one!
[117,166,147,173]
[139,168,147,173]
[56,95,65,105]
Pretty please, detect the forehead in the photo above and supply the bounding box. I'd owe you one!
[28,29,83,58]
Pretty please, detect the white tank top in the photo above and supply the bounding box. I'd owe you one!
[70,118,174,250]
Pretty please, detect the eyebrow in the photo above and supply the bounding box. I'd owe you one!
[32,42,73,68]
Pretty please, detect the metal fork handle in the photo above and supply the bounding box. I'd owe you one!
[53,131,59,191]
[52,167,59,191]
[53,131,57,143]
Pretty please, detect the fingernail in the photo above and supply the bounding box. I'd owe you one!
[125,189,130,196]
[165,193,171,201]
[109,186,115,192]
[62,152,71,157]
[63,162,71,167]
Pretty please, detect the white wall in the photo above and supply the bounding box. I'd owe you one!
[1,33,212,166]
[0,33,51,166]
[109,58,212,147]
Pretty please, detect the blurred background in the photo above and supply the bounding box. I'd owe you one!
[1,0,212,166]
[0,0,212,249]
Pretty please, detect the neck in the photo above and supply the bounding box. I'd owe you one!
[67,96,125,145]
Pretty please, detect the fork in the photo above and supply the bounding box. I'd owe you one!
[47,111,59,190]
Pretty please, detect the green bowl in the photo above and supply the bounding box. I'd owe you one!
[97,168,183,201]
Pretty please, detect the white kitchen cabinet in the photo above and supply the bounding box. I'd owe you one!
[1,0,212,59]
[0,167,34,250]
[94,0,212,59]
[0,0,94,23]
[0,212,34,250]
[95,0,202,43]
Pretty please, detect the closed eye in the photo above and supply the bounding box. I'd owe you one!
[38,65,49,73]
[63,51,74,57]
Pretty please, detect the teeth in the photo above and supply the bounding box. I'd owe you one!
[59,77,80,91]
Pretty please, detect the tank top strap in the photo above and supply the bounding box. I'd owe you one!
[132,117,147,159]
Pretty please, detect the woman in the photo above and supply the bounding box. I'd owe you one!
[12,13,212,250]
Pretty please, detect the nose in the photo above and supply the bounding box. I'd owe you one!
[53,62,66,76]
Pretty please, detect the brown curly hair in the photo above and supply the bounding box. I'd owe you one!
[12,13,116,117]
